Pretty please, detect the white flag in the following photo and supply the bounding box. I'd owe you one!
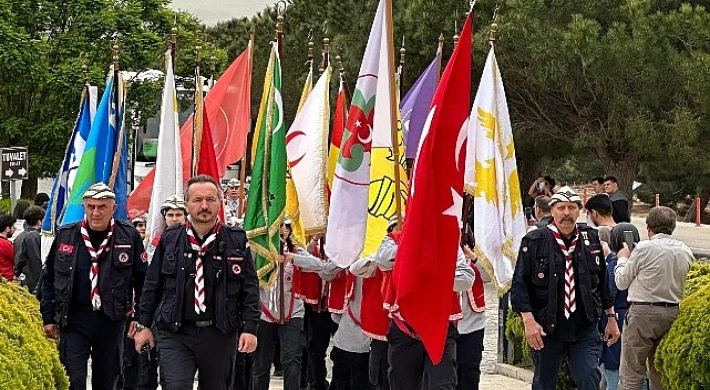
[465,47,526,295]
[147,51,182,243]
[286,67,331,235]
[326,0,396,267]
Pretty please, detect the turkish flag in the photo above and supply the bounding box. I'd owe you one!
[392,14,473,364]
[197,107,225,221]
[127,47,251,217]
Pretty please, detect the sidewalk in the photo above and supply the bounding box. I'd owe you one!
[266,374,530,389]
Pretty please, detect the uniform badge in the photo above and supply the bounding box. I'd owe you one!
[114,244,131,249]
[141,252,148,263]
[584,240,591,246]
[232,264,241,275]
[537,272,545,279]
[595,256,600,266]
[522,247,528,253]
[59,243,74,255]
[119,252,129,263]
[227,256,244,262]
[286,274,293,283]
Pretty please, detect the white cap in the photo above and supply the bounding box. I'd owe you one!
[83,183,115,200]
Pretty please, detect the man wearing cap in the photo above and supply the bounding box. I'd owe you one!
[224,178,246,228]
[134,175,260,390]
[40,182,147,390]
[511,186,620,390]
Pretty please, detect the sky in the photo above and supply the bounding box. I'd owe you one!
[170,0,273,26]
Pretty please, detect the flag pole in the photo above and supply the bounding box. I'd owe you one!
[171,19,177,68]
[108,41,125,189]
[385,0,404,230]
[191,43,203,177]
[436,33,444,83]
[398,36,406,89]
[238,27,256,219]
[320,37,330,75]
[275,8,287,325]
[209,54,217,89]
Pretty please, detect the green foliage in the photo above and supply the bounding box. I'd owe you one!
[0,282,68,388]
[0,199,36,215]
[684,261,710,297]
[505,309,532,367]
[656,281,710,389]
[486,0,710,196]
[0,0,224,182]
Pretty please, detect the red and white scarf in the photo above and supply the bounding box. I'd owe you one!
[81,219,115,310]
[547,223,579,319]
[186,221,220,314]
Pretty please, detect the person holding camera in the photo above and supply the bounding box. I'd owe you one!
[614,206,692,390]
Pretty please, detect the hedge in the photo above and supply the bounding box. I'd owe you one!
[0,281,68,389]
[656,263,710,389]
[684,261,710,297]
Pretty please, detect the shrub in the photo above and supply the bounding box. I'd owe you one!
[0,281,68,388]
[656,282,710,389]
[684,261,710,297]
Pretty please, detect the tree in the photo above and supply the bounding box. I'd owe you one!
[0,0,222,198]
[486,0,710,198]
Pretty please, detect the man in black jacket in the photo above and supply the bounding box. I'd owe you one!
[511,186,620,390]
[40,182,147,390]
[134,174,260,390]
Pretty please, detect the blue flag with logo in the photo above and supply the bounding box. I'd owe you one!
[42,85,96,233]
[61,73,127,224]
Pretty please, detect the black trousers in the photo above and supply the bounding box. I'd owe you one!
[59,310,125,390]
[531,323,602,390]
[118,317,159,390]
[369,339,390,390]
[456,329,484,390]
[230,351,252,390]
[305,306,332,390]
[251,318,306,390]
[156,324,238,390]
[387,320,458,390]
[331,346,370,390]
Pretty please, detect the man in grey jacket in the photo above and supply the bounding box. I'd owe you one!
[614,206,692,390]
[13,205,45,293]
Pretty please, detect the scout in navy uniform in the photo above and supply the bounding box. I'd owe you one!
[40,182,147,390]
[134,175,260,390]
[511,186,620,390]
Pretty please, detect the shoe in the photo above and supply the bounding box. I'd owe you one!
[273,369,283,377]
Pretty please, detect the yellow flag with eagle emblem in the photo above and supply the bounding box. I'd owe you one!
[464,46,525,295]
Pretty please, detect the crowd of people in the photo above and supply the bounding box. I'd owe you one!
[0,172,694,390]
[514,183,692,390]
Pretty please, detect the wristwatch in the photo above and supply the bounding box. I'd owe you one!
[606,312,618,321]
[135,323,148,332]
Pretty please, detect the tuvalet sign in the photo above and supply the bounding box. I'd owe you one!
[1,146,29,181]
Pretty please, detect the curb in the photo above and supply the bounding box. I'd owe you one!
[495,363,534,384]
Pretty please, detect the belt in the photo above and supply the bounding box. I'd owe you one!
[629,302,679,307]
[195,320,214,327]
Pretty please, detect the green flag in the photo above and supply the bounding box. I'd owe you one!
[245,45,286,288]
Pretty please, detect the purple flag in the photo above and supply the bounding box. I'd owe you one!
[401,52,441,158]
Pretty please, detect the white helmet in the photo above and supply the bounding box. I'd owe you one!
[160,195,187,215]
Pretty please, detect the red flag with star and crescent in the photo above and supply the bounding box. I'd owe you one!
[392,13,473,364]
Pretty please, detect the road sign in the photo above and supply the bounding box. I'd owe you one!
[1,146,29,181]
